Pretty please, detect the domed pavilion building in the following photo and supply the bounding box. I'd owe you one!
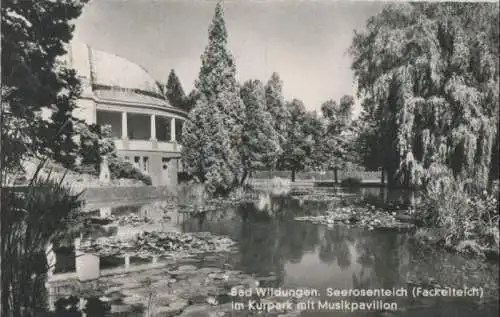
[64,41,187,187]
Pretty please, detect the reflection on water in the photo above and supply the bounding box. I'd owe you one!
[180,188,499,317]
[50,187,498,317]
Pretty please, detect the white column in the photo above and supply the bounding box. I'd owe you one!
[121,112,128,139]
[170,117,176,142]
[138,158,143,172]
[150,114,156,140]
[124,255,130,269]
[75,237,81,253]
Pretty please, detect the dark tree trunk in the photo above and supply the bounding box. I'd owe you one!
[378,186,387,203]
[387,165,398,189]
[333,168,339,183]
[291,170,296,182]
[381,169,385,185]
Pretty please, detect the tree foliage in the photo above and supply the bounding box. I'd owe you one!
[350,102,384,171]
[301,111,325,171]
[182,1,244,194]
[165,69,187,110]
[317,95,356,171]
[73,123,105,174]
[182,2,367,188]
[279,99,317,181]
[239,79,281,182]
[321,95,354,134]
[265,72,289,169]
[195,1,245,136]
[350,2,499,189]
[183,89,201,113]
[1,0,85,172]
[182,97,237,194]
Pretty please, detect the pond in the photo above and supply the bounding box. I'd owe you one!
[49,186,499,317]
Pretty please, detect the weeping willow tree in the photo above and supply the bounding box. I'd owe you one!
[350,3,499,190]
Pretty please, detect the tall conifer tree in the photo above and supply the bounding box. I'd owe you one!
[265,72,288,169]
[240,79,280,183]
[182,0,244,194]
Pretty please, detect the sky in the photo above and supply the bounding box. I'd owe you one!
[74,0,387,116]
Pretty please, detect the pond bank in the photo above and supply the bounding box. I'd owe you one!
[8,185,177,211]
[413,227,500,261]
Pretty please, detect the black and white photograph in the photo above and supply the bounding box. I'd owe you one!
[0,0,499,316]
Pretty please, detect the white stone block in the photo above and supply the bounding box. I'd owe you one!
[76,253,100,281]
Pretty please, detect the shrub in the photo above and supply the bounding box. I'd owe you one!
[178,172,192,183]
[340,177,362,188]
[74,122,104,169]
[1,162,84,316]
[416,164,499,258]
[72,123,152,184]
[107,155,152,185]
[73,163,98,176]
[75,123,124,176]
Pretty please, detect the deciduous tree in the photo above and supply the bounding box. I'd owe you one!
[350,2,499,189]
[280,99,315,182]
[313,95,356,181]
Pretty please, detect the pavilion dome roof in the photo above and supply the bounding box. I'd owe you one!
[64,40,169,106]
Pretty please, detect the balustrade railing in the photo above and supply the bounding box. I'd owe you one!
[252,170,382,182]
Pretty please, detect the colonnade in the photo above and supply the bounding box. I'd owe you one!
[120,112,178,141]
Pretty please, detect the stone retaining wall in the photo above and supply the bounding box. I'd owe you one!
[81,186,176,210]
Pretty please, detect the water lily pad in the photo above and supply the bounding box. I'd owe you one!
[154,297,189,317]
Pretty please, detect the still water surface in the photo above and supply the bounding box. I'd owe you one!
[53,187,499,316]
